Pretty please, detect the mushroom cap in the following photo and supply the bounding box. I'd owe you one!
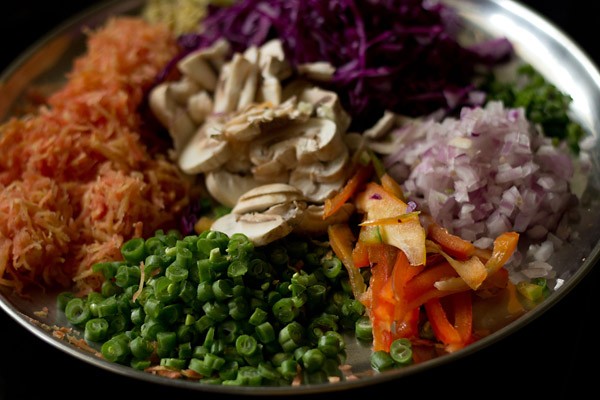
[205,170,261,208]
[178,124,231,174]
[211,201,306,246]
[233,183,305,214]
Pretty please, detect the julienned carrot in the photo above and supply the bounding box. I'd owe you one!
[323,163,374,219]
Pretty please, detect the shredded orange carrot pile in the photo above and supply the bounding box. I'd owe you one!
[0,17,192,295]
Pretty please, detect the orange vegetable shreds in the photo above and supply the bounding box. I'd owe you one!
[0,17,191,295]
[0,173,76,291]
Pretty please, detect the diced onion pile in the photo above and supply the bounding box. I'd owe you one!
[384,101,582,271]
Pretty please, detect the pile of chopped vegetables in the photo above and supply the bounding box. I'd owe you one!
[169,0,513,130]
[0,18,191,294]
[0,0,594,388]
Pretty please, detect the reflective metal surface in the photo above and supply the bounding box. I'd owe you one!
[1,0,599,395]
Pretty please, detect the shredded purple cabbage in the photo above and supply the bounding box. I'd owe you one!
[170,0,513,130]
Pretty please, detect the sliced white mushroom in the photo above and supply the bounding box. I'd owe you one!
[233,184,305,215]
[294,146,349,183]
[187,90,213,124]
[205,170,261,208]
[298,86,351,133]
[213,53,254,114]
[235,182,304,202]
[148,82,177,128]
[221,140,253,173]
[210,213,288,247]
[258,76,282,105]
[296,61,336,82]
[257,39,291,79]
[237,46,261,109]
[148,81,200,156]
[201,38,232,72]
[169,107,198,156]
[289,171,346,203]
[178,124,231,174]
[223,102,278,142]
[364,110,398,139]
[168,77,202,105]
[211,201,306,246]
[293,118,342,163]
[178,51,219,92]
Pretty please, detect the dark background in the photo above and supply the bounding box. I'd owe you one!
[1,1,599,398]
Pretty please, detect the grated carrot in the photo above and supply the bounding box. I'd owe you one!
[0,17,192,295]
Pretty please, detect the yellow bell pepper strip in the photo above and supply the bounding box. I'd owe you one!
[327,223,367,302]
[426,240,487,291]
[351,240,371,269]
[430,231,519,293]
[484,231,520,274]
[323,163,374,219]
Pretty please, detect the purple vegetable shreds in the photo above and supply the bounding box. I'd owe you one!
[168,0,513,130]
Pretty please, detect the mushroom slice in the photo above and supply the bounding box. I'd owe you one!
[293,118,342,163]
[295,203,355,235]
[289,171,346,203]
[295,146,349,183]
[149,82,198,156]
[298,87,351,133]
[258,39,291,80]
[148,82,177,128]
[169,107,197,157]
[211,201,306,246]
[187,90,213,125]
[251,138,298,181]
[237,183,304,200]
[178,123,231,174]
[364,110,398,139]
[178,50,219,92]
[168,77,202,105]
[213,53,254,114]
[233,183,305,214]
[205,170,261,208]
[296,61,335,82]
[258,76,282,105]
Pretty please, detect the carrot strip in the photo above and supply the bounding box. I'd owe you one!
[323,163,373,219]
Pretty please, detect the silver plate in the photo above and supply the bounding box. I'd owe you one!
[1,0,599,395]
